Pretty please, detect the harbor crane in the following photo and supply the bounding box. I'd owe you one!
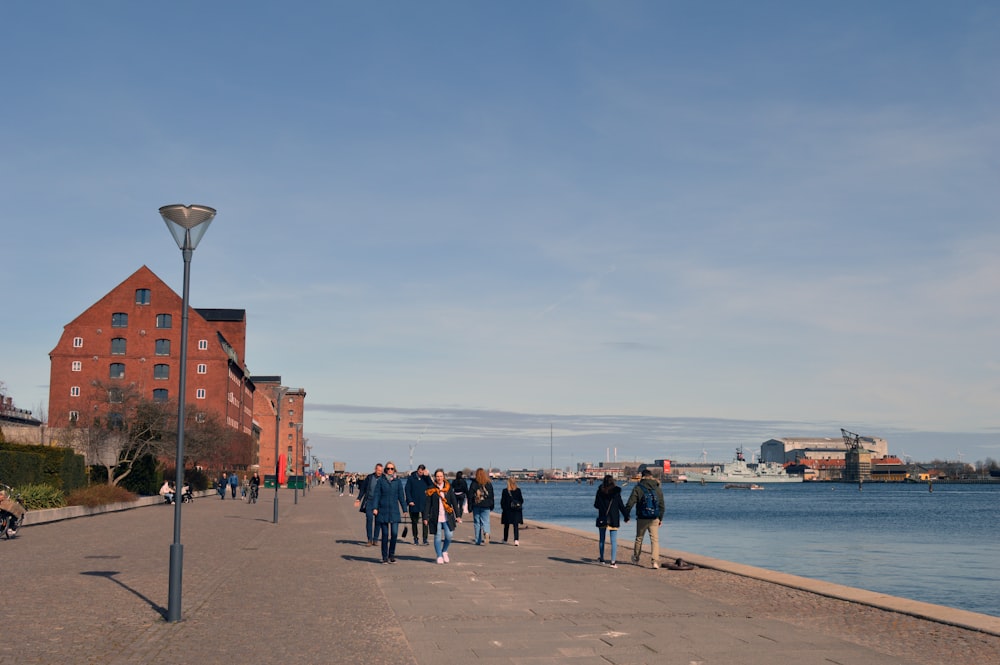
[841,428,863,451]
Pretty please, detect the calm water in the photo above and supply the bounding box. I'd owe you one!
[492,480,1000,618]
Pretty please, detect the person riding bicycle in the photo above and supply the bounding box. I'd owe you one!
[249,472,261,503]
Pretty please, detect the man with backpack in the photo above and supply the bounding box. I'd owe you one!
[624,468,665,569]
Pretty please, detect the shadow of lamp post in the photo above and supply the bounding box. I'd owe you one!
[159,203,216,623]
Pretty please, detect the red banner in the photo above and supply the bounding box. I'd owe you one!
[662,460,671,474]
[278,453,288,484]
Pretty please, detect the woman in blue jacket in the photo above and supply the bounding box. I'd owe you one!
[372,461,407,564]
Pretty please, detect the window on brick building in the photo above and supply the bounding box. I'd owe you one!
[112,312,128,328]
[198,339,208,350]
[69,411,79,423]
[154,364,170,380]
[196,388,206,399]
[155,339,170,356]
[197,363,207,374]
[153,389,169,402]
[195,412,206,423]
[109,363,125,379]
[111,338,126,355]
[71,361,82,372]
[135,288,151,305]
[70,386,80,397]
[108,388,123,403]
[108,412,124,429]
[156,313,172,329]
[73,337,83,348]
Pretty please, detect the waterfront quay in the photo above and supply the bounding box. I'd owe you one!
[6,488,999,665]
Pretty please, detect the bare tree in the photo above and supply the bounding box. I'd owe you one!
[70,380,173,486]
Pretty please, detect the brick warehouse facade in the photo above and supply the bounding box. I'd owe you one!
[46,265,305,473]
[250,376,307,483]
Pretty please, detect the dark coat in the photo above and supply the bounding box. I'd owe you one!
[423,482,459,534]
[404,471,432,513]
[468,479,495,510]
[372,474,407,524]
[594,485,628,528]
[500,487,523,525]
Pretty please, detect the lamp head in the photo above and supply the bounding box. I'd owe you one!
[159,204,216,250]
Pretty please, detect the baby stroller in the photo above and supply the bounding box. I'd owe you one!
[181,485,194,503]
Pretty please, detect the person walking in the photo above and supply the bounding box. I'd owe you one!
[354,463,383,546]
[371,461,407,564]
[423,468,460,564]
[405,464,432,545]
[594,474,630,567]
[451,470,469,519]
[624,468,665,568]
[217,473,227,500]
[500,477,524,545]
[467,467,495,545]
[228,471,239,499]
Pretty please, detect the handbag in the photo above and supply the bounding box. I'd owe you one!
[358,493,368,513]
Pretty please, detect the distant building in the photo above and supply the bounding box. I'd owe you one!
[0,393,43,444]
[760,435,888,464]
[250,376,307,480]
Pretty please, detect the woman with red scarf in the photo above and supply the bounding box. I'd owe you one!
[423,468,460,564]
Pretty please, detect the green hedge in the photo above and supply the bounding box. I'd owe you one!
[0,443,87,492]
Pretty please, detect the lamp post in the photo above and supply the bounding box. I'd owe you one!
[159,204,216,623]
[272,386,288,524]
[292,422,303,504]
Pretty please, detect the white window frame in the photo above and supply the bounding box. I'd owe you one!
[73,337,84,348]
[71,361,82,372]
[197,363,207,374]
[70,386,80,397]
[196,388,206,399]
[198,339,208,350]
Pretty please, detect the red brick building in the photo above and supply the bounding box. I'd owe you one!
[250,376,307,483]
[48,266,258,456]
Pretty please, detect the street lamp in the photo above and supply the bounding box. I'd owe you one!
[292,422,303,504]
[272,386,288,524]
[159,204,216,623]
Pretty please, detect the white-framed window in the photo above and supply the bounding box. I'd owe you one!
[198,339,208,350]
[196,388,206,399]
[70,386,80,397]
[69,411,79,423]
[197,363,207,374]
[71,361,82,372]
[73,337,83,348]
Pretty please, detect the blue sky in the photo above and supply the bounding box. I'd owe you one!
[3,2,999,472]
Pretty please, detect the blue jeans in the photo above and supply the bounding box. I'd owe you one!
[472,507,490,544]
[433,521,453,558]
[598,527,619,562]
[377,522,399,561]
[365,508,376,543]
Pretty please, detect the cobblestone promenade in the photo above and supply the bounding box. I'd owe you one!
[5,485,999,664]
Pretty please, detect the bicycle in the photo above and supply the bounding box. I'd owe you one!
[248,484,259,504]
[0,483,26,540]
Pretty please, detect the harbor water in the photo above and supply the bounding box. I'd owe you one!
[489,480,1000,618]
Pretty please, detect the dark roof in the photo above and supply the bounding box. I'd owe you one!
[249,375,282,383]
[195,308,246,322]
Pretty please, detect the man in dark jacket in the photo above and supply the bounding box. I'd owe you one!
[405,465,432,545]
[624,468,665,569]
[354,463,383,546]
